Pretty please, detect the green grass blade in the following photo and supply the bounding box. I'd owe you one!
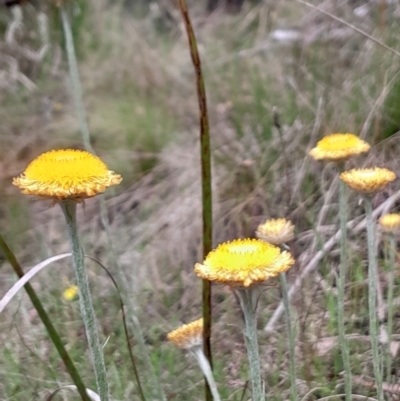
[0,234,92,401]
[85,255,147,401]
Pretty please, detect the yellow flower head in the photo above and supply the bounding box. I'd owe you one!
[340,167,396,194]
[63,285,79,301]
[167,319,203,349]
[379,213,400,233]
[309,133,370,161]
[195,238,295,288]
[256,218,295,245]
[13,149,122,201]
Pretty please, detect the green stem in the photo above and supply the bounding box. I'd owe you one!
[192,348,221,401]
[280,273,298,401]
[60,201,109,401]
[0,234,92,401]
[237,288,265,401]
[386,232,395,382]
[60,5,94,154]
[60,3,153,398]
[363,195,383,401]
[338,179,352,401]
[176,2,213,401]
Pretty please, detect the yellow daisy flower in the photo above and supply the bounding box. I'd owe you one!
[379,213,400,233]
[13,149,122,201]
[63,285,79,301]
[309,133,370,161]
[340,167,396,194]
[167,319,203,349]
[195,238,295,288]
[256,218,295,245]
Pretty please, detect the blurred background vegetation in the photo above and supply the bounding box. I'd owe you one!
[1,0,400,399]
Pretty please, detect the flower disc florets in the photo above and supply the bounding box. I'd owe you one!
[167,319,203,349]
[379,213,400,233]
[340,167,396,194]
[256,218,295,245]
[309,133,370,161]
[195,238,295,288]
[13,149,122,201]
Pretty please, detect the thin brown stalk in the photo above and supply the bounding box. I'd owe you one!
[176,1,213,400]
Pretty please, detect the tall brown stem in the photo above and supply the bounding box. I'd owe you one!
[176,1,213,400]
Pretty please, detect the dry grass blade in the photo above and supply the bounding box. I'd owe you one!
[0,235,91,401]
[0,253,71,313]
[315,395,378,401]
[313,334,400,357]
[353,376,400,400]
[46,385,101,401]
[301,387,327,401]
[296,0,400,59]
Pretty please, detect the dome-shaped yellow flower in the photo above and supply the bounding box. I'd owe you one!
[340,167,396,194]
[195,238,295,288]
[63,285,79,301]
[13,149,122,201]
[167,319,203,349]
[379,213,400,233]
[309,133,370,161]
[256,218,295,245]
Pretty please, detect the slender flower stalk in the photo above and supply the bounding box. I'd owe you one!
[378,214,400,383]
[195,238,295,400]
[309,134,370,401]
[279,272,298,401]
[61,201,110,401]
[385,232,395,382]
[363,196,384,401]
[236,288,265,401]
[338,178,352,401]
[59,5,160,399]
[168,319,221,401]
[256,218,297,401]
[192,348,221,401]
[340,166,396,401]
[13,149,123,400]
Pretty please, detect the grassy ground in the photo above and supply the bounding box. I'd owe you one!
[1,0,400,400]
